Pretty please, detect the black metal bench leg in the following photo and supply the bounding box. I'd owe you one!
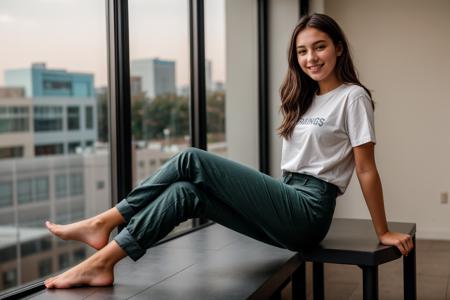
[291,261,306,300]
[313,262,324,300]
[404,235,417,300]
[361,265,378,300]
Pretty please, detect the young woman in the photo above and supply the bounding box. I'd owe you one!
[44,13,413,289]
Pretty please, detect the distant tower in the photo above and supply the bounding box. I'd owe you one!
[130,58,176,99]
[205,59,213,92]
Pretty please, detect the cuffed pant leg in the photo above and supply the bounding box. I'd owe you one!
[114,227,146,261]
[115,198,136,223]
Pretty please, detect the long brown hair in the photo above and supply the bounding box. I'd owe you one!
[278,13,373,139]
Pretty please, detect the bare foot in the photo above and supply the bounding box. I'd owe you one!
[44,255,114,288]
[46,218,111,250]
[45,240,126,289]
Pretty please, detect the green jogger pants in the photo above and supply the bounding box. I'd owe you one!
[114,147,338,261]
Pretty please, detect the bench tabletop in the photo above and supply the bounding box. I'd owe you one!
[28,224,297,300]
[301,218,416,266]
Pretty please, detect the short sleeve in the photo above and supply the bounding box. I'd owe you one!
[345,94,376,147]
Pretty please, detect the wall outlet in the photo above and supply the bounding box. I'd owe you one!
[441,192,448,204]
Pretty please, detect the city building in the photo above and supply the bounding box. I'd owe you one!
[0,92,34,159]
[0,144,193,290]
[3,64,97,156]
[0,87,25,98]
[0,154,105,290]
[205,59,213,92]
[4,63,94,98]
[130,58,176,99]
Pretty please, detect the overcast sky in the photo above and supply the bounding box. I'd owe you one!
[0,0,225,88]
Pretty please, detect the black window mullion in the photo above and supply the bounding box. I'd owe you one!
[299,0,309,18]
[257,0,269,174]
[106,0,132,207]
[189,0,207,151]
[189,0,208,226]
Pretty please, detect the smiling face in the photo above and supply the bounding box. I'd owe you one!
[296,27,343,94]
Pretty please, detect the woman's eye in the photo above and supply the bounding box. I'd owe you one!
[297,50,306,55]
[316,44,325,50]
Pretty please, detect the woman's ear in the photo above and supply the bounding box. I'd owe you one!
[336,42,343,56]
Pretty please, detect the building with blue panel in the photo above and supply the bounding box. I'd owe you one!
[3,63,97,156]
[5,63,93,98]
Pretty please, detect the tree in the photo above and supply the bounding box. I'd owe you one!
[207,90,226,134]
[133,94,189,141]
[129,90,226,143]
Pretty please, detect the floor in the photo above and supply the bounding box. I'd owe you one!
[281,239,450,300]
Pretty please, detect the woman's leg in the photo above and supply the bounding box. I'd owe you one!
[44,181,281,289]
[115,181,287,261]
[46,207,126,250]
[118,148,302,228]
[45,240,126,289]
[45,147,299,250]
[45,180,287,289]
[45,170,334,289]
[115,145,337,260]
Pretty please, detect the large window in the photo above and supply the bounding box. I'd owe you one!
[17,179,33,204]
[38,258,53,278]
[205,0,259,168]
[33,106,63,132]
[68,142,81,154]
[43,80,72,96]
[55,174,68,198]
[0,146,24,159]
[129,0,191,234]
[34,176,49,202]
[205,0,227,157]
[67,106,80,131]
[0,182,12,208]
[0,0,110,293]
[17,177,49,204]
[2,270,17,290]
[0,107,29,133]
[85,106,94,129]
[69,173,84,196]
[34,144,64,156]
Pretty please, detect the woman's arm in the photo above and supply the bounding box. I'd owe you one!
[353,142,414,255]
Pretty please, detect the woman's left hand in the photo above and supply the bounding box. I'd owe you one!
[379,231,414,256]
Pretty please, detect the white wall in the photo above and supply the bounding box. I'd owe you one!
[225,0,259,168]
[268,0,299,178]
[323,0,450,239]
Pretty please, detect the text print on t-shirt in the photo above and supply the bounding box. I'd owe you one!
[298,117,326,127]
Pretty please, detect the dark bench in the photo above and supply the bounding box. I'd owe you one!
[287,218,417,300]
[21,218,415,300]
[23,223,299,300]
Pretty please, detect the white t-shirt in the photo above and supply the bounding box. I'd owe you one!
[280,83,376,195]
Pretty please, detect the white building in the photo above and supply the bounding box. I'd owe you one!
[130,58,176,99]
